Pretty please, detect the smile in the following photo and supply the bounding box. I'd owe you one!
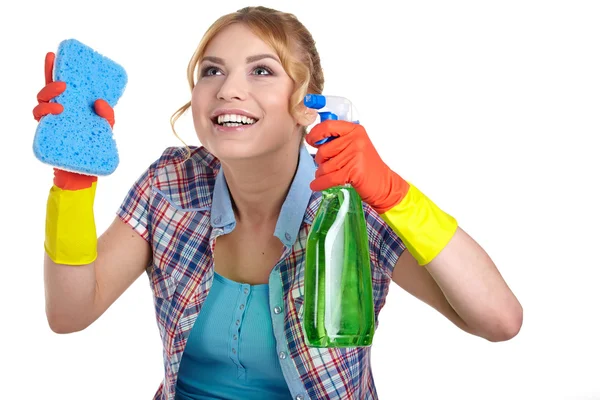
[212,114,259,132]
[216,114,257,127]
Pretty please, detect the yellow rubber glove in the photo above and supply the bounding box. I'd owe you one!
[305,119,457,265]
[378,185,457,266]
[45,176,98,265]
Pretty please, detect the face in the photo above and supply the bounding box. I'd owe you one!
[191,23,315,161]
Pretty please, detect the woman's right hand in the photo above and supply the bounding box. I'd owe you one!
[33,52,116,190]
[33,51,115,127]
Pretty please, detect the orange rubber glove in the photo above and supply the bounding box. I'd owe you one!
[34,51,116,264]
[305,120,408,213]
[305,119,458,265]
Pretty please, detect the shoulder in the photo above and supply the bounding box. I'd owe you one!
[147,145,221,210]
[148,145,219,174]
[363,204,397,245]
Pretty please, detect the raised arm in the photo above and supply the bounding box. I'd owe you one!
[35,52,151,333]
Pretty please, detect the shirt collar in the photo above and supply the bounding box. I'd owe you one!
[211,145,316,247]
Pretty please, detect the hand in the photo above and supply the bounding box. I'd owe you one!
[33,52,115,189]
[305,119,410,214]
[33,52,115,127]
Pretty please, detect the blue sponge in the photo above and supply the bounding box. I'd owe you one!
[33,39,127,176]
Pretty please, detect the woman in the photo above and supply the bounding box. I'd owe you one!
[34,6,523,400]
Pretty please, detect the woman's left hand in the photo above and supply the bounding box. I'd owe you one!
[305,119,409,214]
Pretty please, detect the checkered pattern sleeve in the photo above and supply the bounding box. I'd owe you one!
[116,147,192,244]
[117,166,152,243]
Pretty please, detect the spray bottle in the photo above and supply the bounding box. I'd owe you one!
[302,94,375,348]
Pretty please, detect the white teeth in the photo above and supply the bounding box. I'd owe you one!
[217,114,256,125]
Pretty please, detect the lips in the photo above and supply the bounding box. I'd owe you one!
[215,114,257,126]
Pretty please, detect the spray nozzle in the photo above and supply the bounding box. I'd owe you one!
[304,94,360,145]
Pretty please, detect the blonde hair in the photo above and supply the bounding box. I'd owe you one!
[170,6,325,160]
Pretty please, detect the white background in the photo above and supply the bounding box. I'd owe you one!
[1,0,599,399]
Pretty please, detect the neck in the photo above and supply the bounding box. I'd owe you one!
[220,141,302,226]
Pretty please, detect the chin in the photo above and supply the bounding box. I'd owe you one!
[197,120,298,162]
[208,142,267,161]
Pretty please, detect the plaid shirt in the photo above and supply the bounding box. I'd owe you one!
[117,144,405,400]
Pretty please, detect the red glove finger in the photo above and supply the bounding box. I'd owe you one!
[37,81,66,103]
[305,119,359,148]
[311,168,352,193]
[313,135,353,165]
[94,99,115,129]
[312,147,368,196]
[33,102,64,121]
[314,145,354,179]
[45,52,55,85]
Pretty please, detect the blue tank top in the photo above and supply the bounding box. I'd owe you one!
[175,272,290,400]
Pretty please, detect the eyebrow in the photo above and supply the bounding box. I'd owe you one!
[201,53,280,65]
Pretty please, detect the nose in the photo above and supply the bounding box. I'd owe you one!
[216,72,248,102]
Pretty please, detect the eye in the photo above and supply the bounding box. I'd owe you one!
[201,65,222,77]
[252,65,273,76]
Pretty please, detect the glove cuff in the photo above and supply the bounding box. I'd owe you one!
[379,183,457,266]
[45,181,98,265]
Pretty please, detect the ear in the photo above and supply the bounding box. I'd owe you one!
[296,106,318,127]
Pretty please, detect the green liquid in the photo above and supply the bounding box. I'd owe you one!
[304,186,375,348]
